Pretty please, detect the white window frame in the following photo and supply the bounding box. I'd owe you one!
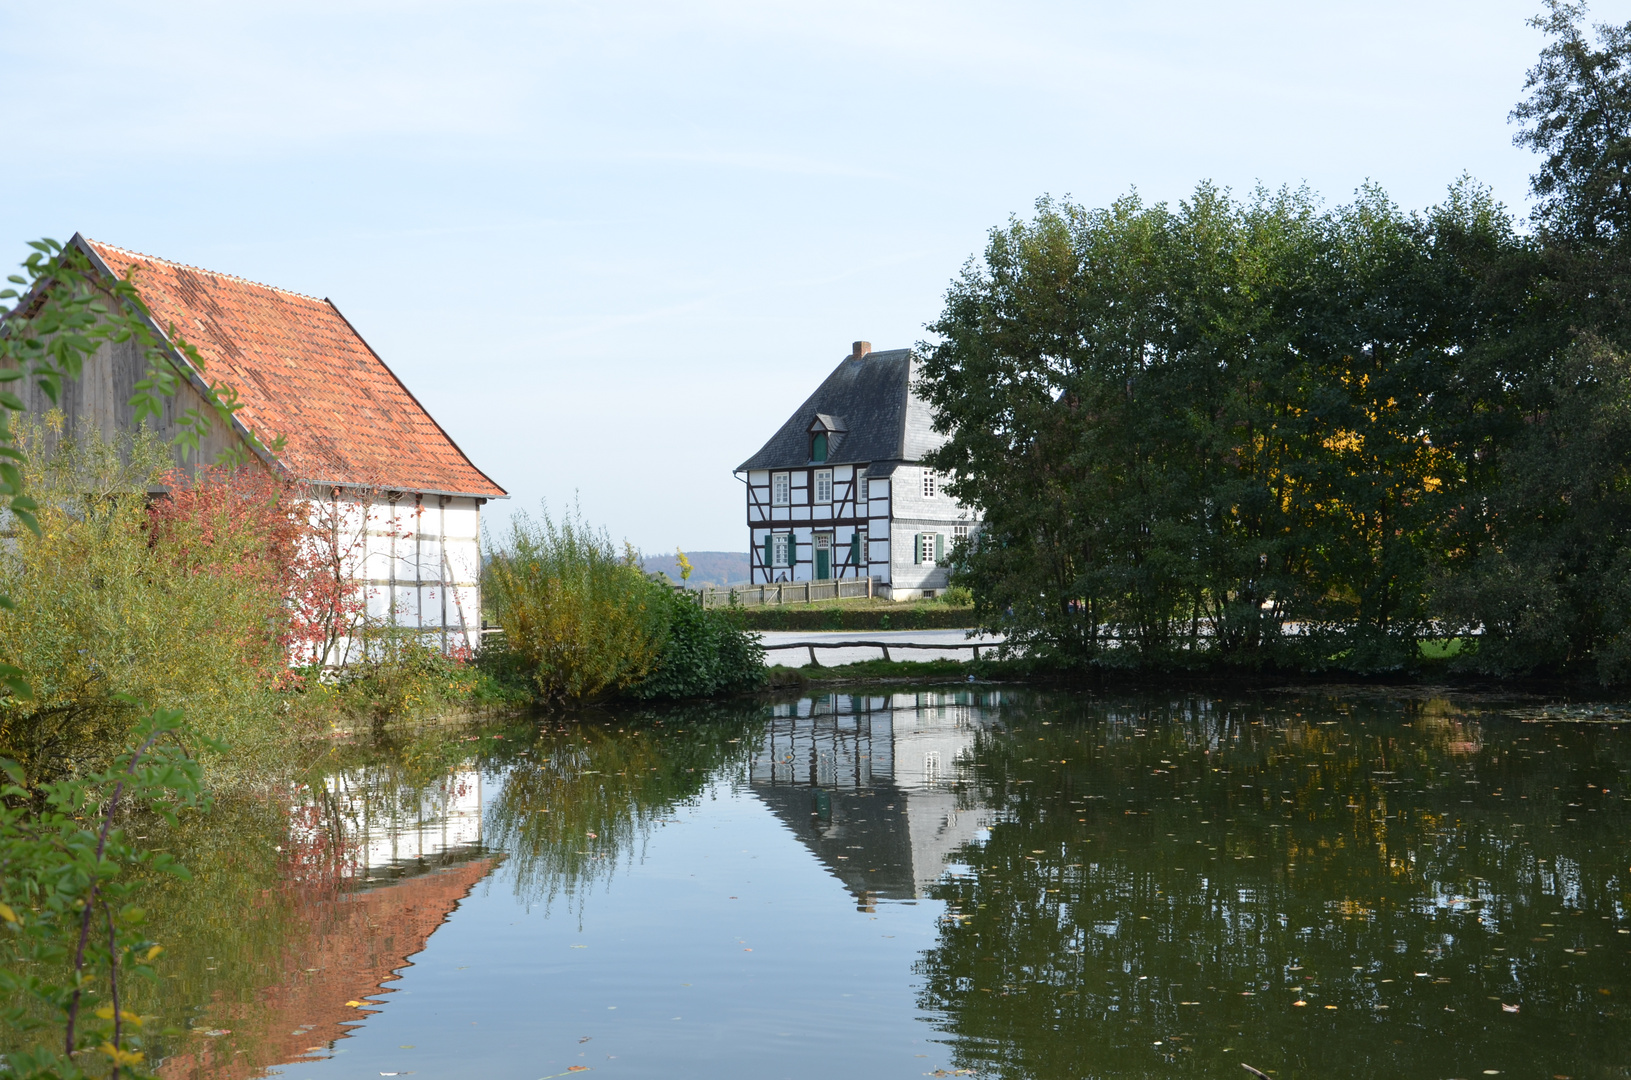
[772,532,791,567]
[859,476,870,503]
[814,469,832,505]
[954,524,969,540]
[922,471,937,498]
[772,472,790,506]
[918,532,937,565]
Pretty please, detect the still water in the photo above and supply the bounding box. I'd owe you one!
[137,686,1631,1080]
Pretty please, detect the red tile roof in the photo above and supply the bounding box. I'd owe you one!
[80,238,506,499]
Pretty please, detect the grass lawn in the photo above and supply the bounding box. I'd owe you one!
[736,597,976,632]
[1419,638,1466,659]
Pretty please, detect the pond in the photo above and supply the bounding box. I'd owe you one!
[130,686,1631,1080]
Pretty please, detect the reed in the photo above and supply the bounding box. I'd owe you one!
[483,505,668,704]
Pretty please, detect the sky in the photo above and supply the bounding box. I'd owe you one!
[0,0,1586,553]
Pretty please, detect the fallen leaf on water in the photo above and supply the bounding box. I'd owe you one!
[345,1001,364,1008]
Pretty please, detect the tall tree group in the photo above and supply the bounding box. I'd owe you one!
[921,2,1631,680]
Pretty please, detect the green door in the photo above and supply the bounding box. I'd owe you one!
[815,545,830,580]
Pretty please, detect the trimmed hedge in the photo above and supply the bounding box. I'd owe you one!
[737,604,976,632]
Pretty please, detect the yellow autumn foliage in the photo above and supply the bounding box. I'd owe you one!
[0,422,291,784]
[483,505,668,704]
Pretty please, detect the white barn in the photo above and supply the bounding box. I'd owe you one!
[735,341,977,599]
[15,236,506,658]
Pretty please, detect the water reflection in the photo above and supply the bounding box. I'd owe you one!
[914,691,1631,1079]
[157,760,498,1080]
[113,689,1631,1080]
[485,702,763,907]
[750,691,1002,904]
[302,766,484,887]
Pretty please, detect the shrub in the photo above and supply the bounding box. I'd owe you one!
[0,424,290,784]
[483,506,668,703]
[146,460,309,664]
[627,591,765,700]
[308,628,527,722]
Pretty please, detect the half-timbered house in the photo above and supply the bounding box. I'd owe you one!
[735,341,976,598]
[11,235,506,658]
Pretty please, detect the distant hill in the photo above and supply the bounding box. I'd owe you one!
[642,551,750,589]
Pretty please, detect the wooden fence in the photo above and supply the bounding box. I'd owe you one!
[760,639,991,665]
[695,577,879,609]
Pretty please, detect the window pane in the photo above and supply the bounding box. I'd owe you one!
[815,469,832,504]
[772,473,789,506]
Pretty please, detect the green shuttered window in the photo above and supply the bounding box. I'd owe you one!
[914,533,946,565]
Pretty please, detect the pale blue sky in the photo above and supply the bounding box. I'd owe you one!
[0,0,1574,552]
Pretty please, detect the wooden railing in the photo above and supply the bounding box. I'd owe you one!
[760,639,990,665]
[696,577,879,609]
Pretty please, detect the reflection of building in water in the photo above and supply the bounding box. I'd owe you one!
[301,767,485,887]
[160,768,494,1080]
[750,691,1001,905]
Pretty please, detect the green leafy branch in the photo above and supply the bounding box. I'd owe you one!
[0,707,212,1079]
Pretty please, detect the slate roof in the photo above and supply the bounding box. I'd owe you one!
[78,237,506,499]
[736,347,943,472]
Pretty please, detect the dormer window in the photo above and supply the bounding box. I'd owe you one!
[807,413,846,464]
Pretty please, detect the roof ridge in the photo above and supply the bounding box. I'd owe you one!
[83,238,325,303]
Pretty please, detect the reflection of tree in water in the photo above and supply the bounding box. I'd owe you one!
[485,701,766,910]
[914,692,1631,1080]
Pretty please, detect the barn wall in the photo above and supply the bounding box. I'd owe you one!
[334,491,483,661]
[10,330,485,661]
[16,335,249,473]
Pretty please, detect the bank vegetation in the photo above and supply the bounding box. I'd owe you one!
[921,4,1631,684]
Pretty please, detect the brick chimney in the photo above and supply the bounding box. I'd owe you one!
[852,340,872,360]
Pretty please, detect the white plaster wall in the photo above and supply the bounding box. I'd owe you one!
[866,477,891,584]
[886,466,978,598]
[327,491,484,660]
